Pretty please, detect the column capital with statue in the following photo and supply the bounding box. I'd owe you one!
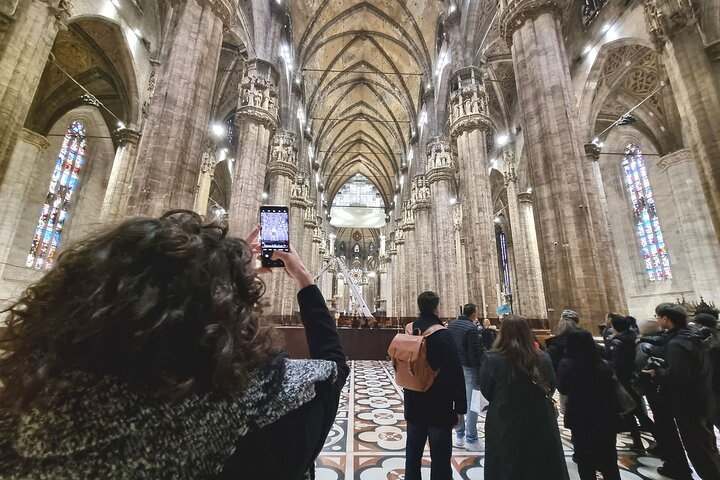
[236,59,280,132]
[426,137,457,184]
[448,67,495,138]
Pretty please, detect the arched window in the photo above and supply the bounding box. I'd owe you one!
[26,121,87,270]
[622,144,671,281]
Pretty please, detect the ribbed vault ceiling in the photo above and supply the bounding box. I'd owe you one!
[292,0,442,208]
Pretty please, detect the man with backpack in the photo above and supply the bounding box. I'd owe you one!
[400,291,466,480]
[643,303,720,479]
[447,303,485,451]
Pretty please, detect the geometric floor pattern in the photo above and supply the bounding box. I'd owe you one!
[315,360,705,479]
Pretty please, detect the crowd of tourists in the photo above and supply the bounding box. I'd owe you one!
[1,211,719,480]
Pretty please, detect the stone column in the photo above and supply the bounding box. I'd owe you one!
[412,174,434,293]
[504,150,548,319]
[192,140,217,217]
[395,222,407,319]
[585,143,627,313]
[100,128,142,223]
[500,1,617,329]
[387,234,397,319]
[301,203,316,268]
[126,0,228,218]
[644,1,720,245]
[454,203,468,316]
[657,149,720,300]
[449,67,500,317]
[378,255,390,314]
[0,129,50,275]
[265,131,298,321]
[229,59,280,236]
[401,200,417,316]
[0,1,68,186]
[427,138,462,319]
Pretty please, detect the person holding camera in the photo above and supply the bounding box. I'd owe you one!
[643,303,720,480]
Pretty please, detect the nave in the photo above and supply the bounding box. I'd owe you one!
[316,361,698,480]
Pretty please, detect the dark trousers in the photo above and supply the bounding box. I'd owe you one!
[622,386,655,446]
[648,390,692,476]
[675,415,720,480]
[405,422,452,480]
[573,429,621,480]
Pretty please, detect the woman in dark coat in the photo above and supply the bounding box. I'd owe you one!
[479,315,569,480]
[558,329,620,480]
[0,211,349,480]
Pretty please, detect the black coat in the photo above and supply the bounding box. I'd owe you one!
[608,330,637,383]
[545,334,569,373]
[403,314,467,428]
[217,285,349,480]
[447,315,484,376]
[479,352,569,480]
[655,327,715,419]
[557,358,616,433]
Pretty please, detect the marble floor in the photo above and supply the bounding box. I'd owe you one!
[315,360,704,480]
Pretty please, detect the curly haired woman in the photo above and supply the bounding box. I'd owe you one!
[0,210,348,479]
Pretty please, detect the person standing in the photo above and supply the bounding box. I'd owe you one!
[403,291,466,480]
[608,315,654,451]
[479,315,569,480]
[645,303,720,480]
[448,303,484,451]
[693,311,720,430]
[558,329,621,480]
[545,310,581,373]
[479,318,497,351]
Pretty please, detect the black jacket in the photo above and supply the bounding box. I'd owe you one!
[608,330,637,383]
[403,314,467,428]
[218,284,350,479]
[479,326,497,351]
[655,326,715,419]
[558,358,616,433]
[447,315,484,374]
[545,334,569,373]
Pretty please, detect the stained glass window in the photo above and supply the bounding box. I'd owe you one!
[498,230,511,295]
[622,144,671,281]
[26,121,87,270]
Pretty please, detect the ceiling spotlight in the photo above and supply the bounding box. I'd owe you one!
[496,134,510,146]
[261,192,268,199]
[449,4,456,12]
[211,123,225,138]
[117,121,126,129]
[494,217,501,223]
[583,45,592,55]
[527,188,532,194]
[450,198,457,205]
[601,23,611,33]
[133,28,142,38]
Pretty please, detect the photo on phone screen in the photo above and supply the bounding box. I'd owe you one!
[260,206,290,267]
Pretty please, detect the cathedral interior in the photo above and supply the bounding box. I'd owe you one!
[2,0,720,478]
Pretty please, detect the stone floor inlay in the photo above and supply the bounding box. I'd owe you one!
[316,360,709,479]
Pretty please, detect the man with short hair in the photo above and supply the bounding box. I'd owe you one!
[644,303,720,479]
[447,303,484,451]
[404,291,466,480]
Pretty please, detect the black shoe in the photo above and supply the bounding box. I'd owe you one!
[657,465,692,480]
[646,443,662,458]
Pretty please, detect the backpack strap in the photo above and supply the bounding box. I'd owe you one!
[422,324,446,337]
[404,322,446,336]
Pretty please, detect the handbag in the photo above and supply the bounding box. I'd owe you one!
[533,378,559,418]
[613,376,637,415]
[470,389,489,414]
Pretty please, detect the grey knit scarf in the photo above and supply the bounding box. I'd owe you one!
[0,358,336,479]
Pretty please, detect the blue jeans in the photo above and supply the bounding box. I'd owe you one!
[455,366,478,443]
[405,422,452,480]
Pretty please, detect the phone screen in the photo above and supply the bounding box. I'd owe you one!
[260,206,289,267]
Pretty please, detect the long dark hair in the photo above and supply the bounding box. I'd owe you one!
[564,329,601,369]
[0,210,274,408]
[492,315,543,379]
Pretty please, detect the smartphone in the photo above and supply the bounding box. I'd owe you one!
[260,205,290,267]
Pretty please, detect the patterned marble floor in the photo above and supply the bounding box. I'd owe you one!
[315,360,706,480]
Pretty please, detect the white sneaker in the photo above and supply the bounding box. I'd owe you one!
[464,440,483,451]
[453,436,464,448]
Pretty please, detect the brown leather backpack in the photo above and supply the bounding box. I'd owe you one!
[388,322,446,392]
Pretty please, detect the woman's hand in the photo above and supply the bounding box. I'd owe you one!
[245,225,314,290]
[271,246,314,289]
